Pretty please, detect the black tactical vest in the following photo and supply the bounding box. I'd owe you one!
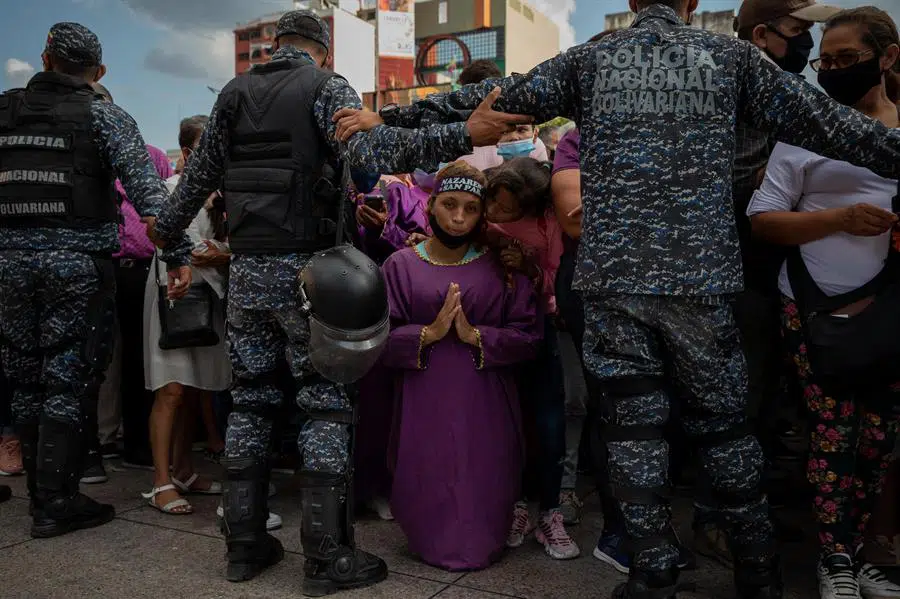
[0,72,117,229]
[221,58,342,254]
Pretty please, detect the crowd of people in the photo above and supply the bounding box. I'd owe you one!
[2,0,900,598]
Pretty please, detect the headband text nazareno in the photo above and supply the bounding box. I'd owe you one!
[436,176,483,198]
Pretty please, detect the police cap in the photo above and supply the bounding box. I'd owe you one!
[735,0,841,32]
[275,10,330,51]
[44,22,102,67]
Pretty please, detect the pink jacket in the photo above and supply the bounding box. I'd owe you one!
[487,208,563,315]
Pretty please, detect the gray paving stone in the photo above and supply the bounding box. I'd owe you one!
[0,518,445,599]
[0,497,31,549]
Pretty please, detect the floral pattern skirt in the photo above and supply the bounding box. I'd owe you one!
[780,295,900,557]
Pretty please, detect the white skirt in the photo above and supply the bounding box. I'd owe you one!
[142,269,232,393]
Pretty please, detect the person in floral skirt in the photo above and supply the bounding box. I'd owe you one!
[747,9,900,597]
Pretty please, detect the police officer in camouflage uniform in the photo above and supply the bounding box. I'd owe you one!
[151,9,524,593]
[352,0,900,597]
[0,23,191,539]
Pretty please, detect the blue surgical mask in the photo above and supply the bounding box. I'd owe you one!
[497,139,536,160]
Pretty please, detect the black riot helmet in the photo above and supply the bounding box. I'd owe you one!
[298,245,390,384]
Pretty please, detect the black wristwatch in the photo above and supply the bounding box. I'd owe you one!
[378,103,400,125]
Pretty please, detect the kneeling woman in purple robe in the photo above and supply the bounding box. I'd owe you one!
[380,161,543,571]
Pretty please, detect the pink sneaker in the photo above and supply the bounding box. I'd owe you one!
[506,501,534,548]
[0,436,23,476]
[535,509,581,560]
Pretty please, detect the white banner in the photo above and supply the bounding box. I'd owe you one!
[378,10,416,58]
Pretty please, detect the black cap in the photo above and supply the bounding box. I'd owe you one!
[275,10,330,50]
[44,22,102,67]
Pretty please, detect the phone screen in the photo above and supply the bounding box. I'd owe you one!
[363,195,386,212]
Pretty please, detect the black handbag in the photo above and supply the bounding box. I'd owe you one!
[155,255,220,350]
[786,181,900,382]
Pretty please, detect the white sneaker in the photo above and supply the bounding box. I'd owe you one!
[535,509,580,560]
[818,553,861,599]
[506,502,533,548]
[216,505,282,531]
[858,563,900,598]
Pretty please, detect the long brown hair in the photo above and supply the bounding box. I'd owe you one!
[824,7,900,104]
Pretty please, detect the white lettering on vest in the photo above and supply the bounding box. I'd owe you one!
[592,44,722,117]
[0,201,68,216]
[0,170,70,185]
[0,135,69,150]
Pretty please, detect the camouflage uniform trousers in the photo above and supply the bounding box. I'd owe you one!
[0,250,111,425]
[224,301,351,475]
[581,293,773,573]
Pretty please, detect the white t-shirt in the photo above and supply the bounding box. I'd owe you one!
[747,142,897,299]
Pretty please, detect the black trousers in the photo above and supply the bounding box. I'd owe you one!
[85,258,154,462]
[554,244,623,532]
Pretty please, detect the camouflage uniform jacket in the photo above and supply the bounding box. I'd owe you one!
[381,4,900,297]
[155,46,473,310]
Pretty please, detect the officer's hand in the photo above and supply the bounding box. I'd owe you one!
[839,203,898,237]
[356,204,387,230]
[333,108,384,142]
[405,232,429,247]
[143,216,167,249]
[466,87,533,148]
[167,266,192,300]
[423,283,460,346]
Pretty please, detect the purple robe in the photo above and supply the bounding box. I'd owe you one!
[381,246,542,571]
[358,181,430,264]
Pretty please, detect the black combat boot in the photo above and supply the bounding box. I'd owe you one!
[735,554,784,599]
[301,473,387,597]
[222,458,284,582]
[612,567,693,599]
[31,415,114,538]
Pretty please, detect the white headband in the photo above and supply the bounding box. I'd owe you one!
[436,176,483,198]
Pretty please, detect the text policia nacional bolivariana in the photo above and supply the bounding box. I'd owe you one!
[592,46,723,116]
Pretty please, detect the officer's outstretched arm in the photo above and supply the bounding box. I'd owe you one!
[739,44,900,180]
[92,100,169,219]
[156,103,229,246]
[377,50,579,129]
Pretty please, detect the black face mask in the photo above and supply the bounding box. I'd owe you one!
[766,29,814,74]
[817,57,884,106]
[428,213,476,250]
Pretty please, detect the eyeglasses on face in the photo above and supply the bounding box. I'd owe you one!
[809,49,875,72]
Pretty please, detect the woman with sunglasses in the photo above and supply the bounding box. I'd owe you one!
[748,7,900,599]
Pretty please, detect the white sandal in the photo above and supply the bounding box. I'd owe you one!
[142,484,193,515]
[172,473,223,495]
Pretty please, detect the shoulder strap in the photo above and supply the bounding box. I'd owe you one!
[154,252,164,287]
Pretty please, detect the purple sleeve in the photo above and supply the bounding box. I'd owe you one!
[381,253,429,370]
[473,273,543,370]
[552,129,580,175]
[362,184,429,262]
[146,145,174,180]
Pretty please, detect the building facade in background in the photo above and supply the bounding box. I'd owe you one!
[414,0,560,85]
[232,0,560,109]
[233,1,377,96]
[604,10,736,36]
